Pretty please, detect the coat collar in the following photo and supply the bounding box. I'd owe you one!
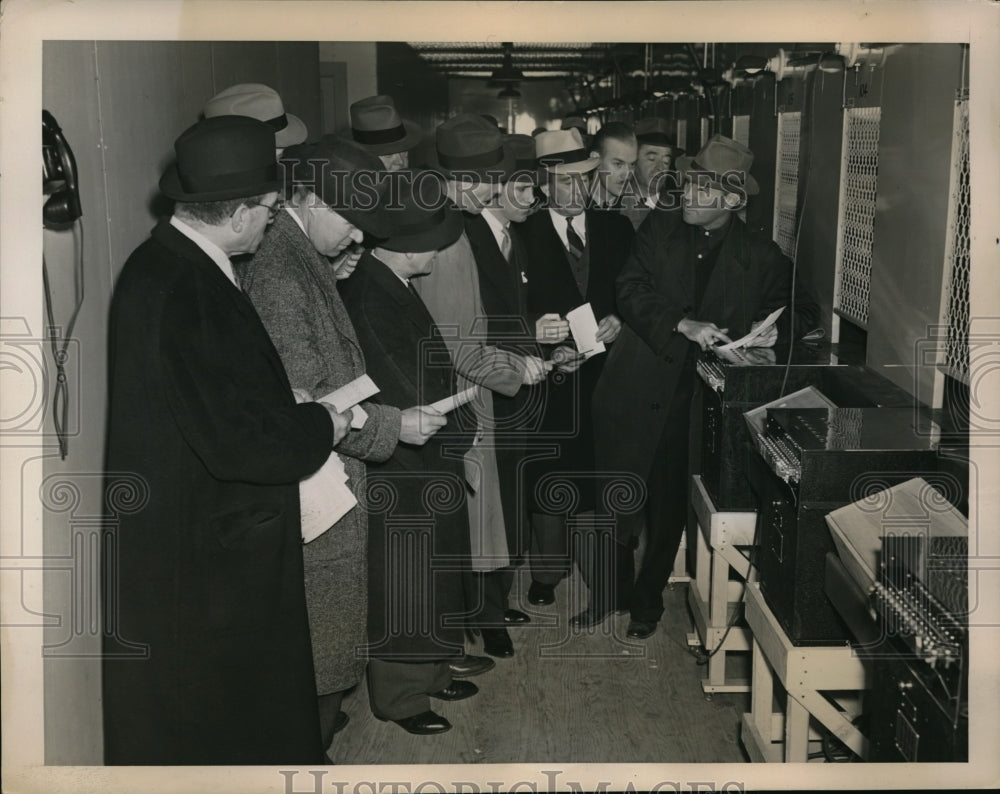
[359,251,435,335]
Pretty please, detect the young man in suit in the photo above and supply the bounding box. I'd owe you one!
[237,135,448,757]
[103,116,353,765]
[340,174,478,736]
[458,133,553,657]
[517,128,637,630]
[417,116,550,662]
[593,135,819,639]
[588,122,638,210]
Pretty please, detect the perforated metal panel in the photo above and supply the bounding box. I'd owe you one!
[942,97,970,385]
[676,119,687,151]
[833,106,882,328]
[732,114,750,147]
[700,116,710,148]
[772,111,802,259]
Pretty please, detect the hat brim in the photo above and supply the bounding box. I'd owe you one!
[427,143,517,182]
[539,157,600,176]
[275,113,308,148]
[354,119,423,156]
[379,205,465,254]
[685,161,759,196]
[338,205,393,239]
[159,164,283,202]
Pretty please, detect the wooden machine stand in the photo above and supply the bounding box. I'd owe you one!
[686,475,757,695]
[740,582,870,762]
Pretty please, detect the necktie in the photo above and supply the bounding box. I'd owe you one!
[500,227,512,262]
[565,216,584,261]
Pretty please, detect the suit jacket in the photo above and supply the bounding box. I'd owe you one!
[592,210,802,538]
[516,207,634,513]
[340,252,472,660]
[237,211,402,695]
[103,220,332,765]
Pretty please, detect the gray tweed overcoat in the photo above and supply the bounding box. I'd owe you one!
[238,211,401,695]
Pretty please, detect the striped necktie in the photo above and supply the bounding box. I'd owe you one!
[500,226,512,261]
[565,216,584,260]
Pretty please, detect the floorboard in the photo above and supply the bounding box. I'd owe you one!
[329,566,751,765]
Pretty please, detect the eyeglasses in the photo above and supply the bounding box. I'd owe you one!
[251,200,283,220]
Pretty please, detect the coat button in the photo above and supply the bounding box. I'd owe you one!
[664,355,674,363]
[651,402,662,411]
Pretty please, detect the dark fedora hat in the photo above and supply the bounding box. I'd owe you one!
[159,116,283,202]
[634,117,685,153]
[688,133,759,195]
[503,134,537,183]
[282,134,392,237]
[428,113,515,182]
[349,95,423,156]
[378,170,463,253]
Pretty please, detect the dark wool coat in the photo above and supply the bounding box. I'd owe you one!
[592,211,798,540]
[515,207,634,515]
[103,220,333,765]
[339,252,473,661]
[237,211,402,696]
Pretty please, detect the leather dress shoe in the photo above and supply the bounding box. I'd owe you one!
[569,607,626,630]
[527,581,556,606]
[382,710,452,735]
[504,608,531,625]
[448,653,495,678]
[626,619,658,639]
[430,680,479,701]
[481,627,514,658]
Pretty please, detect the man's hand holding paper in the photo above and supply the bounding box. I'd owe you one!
[535,313,570,344]
[399,406,447,446]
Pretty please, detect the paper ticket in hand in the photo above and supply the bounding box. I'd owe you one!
[429,386,479,415]
[300,452,357,544]
[566,303,606,359]
[717,306,785,351]
[318,374,379,429]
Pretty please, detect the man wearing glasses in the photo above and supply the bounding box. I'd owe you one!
[103,116,354,765]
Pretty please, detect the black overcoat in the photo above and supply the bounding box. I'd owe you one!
[515,208,634,514]
[592,211,796,539]
[103,220,333,765]
[339,252,473,661]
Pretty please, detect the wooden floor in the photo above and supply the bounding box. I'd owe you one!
[329,565,751,765]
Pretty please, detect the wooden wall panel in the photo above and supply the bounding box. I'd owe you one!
[209,41,280,97]
[96,42,199,271]
[41,40,110,766]
[274,42,322,141]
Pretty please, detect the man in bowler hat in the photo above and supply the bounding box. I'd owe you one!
[103,116,353,764]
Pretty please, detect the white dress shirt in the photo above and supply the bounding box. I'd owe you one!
[482,208,511,252]
[548,207,586,252]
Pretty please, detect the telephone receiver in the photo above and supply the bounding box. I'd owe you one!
[42,109,82,229]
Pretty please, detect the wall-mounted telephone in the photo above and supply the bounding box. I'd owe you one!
[42,109,85,459]
[43,110,83,229]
